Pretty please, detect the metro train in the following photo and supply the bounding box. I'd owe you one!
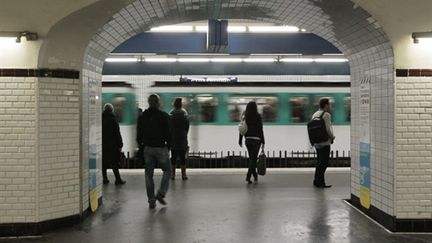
[102,82,137,157]
[102,81,351,157]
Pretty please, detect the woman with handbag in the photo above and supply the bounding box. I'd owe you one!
[238,101,265,184]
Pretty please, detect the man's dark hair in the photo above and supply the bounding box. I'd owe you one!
[148,94,160,108]
[319,98,330,109]
[174,98,182,109]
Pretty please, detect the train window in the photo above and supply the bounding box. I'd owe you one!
[344,97,351,122]
[197,96,218,122]
[228,96,279,122]
[171,96,191,114]
[113,95,126,123]
[228,97,248,122]
[290,97,309,123]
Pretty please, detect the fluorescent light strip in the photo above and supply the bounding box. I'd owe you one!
[150,26,194,32]
[177,53,230,56]
[178,58,210,63]
[145,58,177,63]
[211,58,243,63]
[249,26,300,33]
[105,58,138,63]
[244,58,276,63]
[314,58,348,62]
[228,26,247,33]
[250,53,302,56]
[195,26,208,32]
[281,58,314,63]
[0,37,18,40]
[322,53,344,56]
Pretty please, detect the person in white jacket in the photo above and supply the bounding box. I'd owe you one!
[311,98,336,188]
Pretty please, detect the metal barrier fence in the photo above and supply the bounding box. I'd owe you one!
[121,150,351,169]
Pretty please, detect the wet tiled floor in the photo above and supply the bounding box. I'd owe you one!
[3,169,432,243]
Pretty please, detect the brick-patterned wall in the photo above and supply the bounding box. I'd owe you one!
[0,77,37,223]
[38,77,81,221]
[395,76,432,219]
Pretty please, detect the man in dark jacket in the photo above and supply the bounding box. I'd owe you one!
[102,103,125,185]
[169,98,190,180]
[137,94,172,209]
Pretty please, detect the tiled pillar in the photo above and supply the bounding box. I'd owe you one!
[394,69,432,231]
[0,69,84,236]
[0,73,38,225]
[38,76,81,222]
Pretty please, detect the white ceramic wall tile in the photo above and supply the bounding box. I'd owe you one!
[0,77,37,223]
[395,76,432,219]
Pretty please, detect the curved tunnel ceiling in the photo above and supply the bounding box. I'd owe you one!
[112,32,342,55]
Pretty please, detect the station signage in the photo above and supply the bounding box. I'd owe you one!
[180,76,238,83]
[359,77,371,209]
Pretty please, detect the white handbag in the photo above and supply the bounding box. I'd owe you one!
[238,117,248,136]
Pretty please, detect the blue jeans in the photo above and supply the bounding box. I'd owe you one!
[144,147,171,202]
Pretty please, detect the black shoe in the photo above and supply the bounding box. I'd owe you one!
[182,176,188,181]
[315,184,332,188]
[246,179,252,184]
[103,180,110,185]
[253,177,258,183]
[115,180,126,185]
[149,200,156,209]
[156,193,167,205]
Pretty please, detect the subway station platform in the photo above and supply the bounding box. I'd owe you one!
[3,169,432,243]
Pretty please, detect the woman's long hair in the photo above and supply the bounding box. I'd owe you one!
[244,101,260,124]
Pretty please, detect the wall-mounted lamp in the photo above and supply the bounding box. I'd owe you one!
[412,31,432,44]
[0,31,38,43]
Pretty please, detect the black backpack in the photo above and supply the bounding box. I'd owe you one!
[307,112,329,144]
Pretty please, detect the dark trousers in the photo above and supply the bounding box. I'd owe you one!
[245,139,260,180]
[314,145,330,186]
[171,149,187,166]
[102,162,121,182]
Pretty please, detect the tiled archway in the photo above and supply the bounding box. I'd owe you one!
[81,0,394,218]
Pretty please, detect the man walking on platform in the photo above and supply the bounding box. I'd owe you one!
[137,94,172,209]
[311,98,335,188]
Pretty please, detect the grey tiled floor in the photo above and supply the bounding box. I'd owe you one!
[3,169,432,243]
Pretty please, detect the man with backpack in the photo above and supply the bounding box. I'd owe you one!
[308,98,336,188]
[137,94,172,209]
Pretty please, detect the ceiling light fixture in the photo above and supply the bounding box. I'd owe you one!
[195,26,208,32]
[322,53,344,56]
[249,26,300,33]
[243,58,276,63]
[211,58,243,63]
[412,31,432,44]
[144,58,177,63]
[281,58,314,63]
[105,57,138,63]
[178,58,210,63]
[314,58,349,63]
[0,31,38,43]
[227,26,247,33]
[150,26,194,32]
